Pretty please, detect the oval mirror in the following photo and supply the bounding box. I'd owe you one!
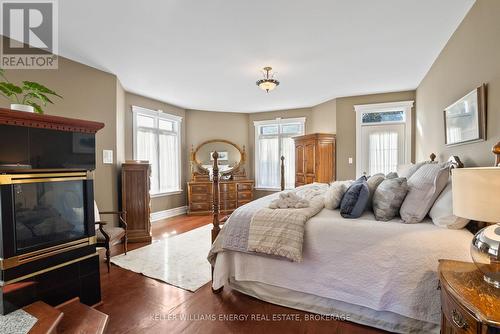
[192,139,244,176]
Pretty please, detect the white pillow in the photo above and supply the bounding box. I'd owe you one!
[397,161,429,179]
[400,162,450,224]
[324,181,352,210]
[429,182,469,229]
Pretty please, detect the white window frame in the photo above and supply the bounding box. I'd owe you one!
[254,117,306,191]
[132,106,183,197]
[354,101,414,178]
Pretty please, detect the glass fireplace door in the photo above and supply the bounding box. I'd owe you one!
[14,179,87,253]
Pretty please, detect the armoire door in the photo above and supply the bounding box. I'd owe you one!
[295,143,305,186]
[304,141,316,184]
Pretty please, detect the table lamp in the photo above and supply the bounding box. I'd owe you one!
[452,167,500,288]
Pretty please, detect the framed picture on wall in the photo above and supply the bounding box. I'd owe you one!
[444,84,487,146]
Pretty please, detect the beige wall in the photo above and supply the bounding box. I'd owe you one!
[335,91,416,180]
[311,99,337,134]
[416,0,500,167]
[124,92,187,212]
[185,109,249,179]
[1,57,121,217]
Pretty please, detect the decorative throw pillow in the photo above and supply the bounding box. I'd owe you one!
[324,181,352,210]
[373,177,408,221]
[365,173,385,211]
[400,162,450,224]
[429,182,469,229]
[397,162,428,179]
[385,172,398,179]
[340,177,369,218]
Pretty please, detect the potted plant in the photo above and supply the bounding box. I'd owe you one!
[0,69,62,114]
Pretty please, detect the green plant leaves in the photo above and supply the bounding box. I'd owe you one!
[22,81,62,98]
[0,73,61,114]
[26,101,43,114]
[0,82,23,94]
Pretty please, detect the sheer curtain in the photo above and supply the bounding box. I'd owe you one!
[136,129,159,192]
[257,137,280,188]
[281,137,295,189]
[368,131,398,175]
[159,133,179,192]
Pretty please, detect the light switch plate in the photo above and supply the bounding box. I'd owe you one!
[103,150,113,164]
[348,157,353,165]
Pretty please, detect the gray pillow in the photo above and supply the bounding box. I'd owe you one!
[386,172,398,179]
[324,181,352,210]
[373,177,408,221]
[340,177,369,218]
[365,173,385,210]
[400,162,450,224]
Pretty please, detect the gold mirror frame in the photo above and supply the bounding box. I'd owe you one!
[190,139,246,177]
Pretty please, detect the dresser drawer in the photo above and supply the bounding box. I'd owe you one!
[190,184,211,194]
[221,200,237,210]
[237,183,253,191]
[237,191,252,201]
[237,199,252,207]
[295,174,305,184]
[441,288,478,334]
[220,191,236,200]
[220,183,236,193]
[190,202,211,212]
[190,193,210,203]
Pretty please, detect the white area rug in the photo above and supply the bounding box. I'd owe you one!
[111,224,212,292]
[0,309,37,334]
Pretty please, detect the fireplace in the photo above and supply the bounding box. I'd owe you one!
[0,108,104,314]
[0,172,96,279]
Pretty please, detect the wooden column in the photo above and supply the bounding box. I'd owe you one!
[211,151,223,293]
[280,156,285,191]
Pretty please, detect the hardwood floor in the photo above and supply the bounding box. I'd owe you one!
[96,215,387,334]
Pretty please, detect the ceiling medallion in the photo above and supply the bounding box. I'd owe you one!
[256,66,280,93]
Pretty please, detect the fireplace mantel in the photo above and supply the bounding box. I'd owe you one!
[0,108,104,134]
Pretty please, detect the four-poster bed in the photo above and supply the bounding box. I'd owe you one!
[206,144,500,333]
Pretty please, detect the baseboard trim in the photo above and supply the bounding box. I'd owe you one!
[150,206,188,222]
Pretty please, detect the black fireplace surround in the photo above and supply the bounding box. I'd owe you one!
[0,112,104,314]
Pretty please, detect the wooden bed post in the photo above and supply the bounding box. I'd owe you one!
[211,151,223,293]
[429,153,436,162]
[280,155,285,191]
[493,142,500,167]
[211,151,220,243]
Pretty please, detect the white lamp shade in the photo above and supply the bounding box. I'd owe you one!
[452,167,500,223]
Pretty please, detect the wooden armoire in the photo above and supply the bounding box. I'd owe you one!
[121,161,152,243]
[293,133,336,187]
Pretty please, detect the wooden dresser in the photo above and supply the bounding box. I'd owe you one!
[121,161,151,243]
[438,260,500,334]
[294,133,336,187]
[188,179,254,215]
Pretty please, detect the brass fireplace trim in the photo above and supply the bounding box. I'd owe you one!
[0,171,92,185]
[0,252,99,286]
[0,236,97,270]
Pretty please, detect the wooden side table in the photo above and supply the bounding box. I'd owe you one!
[438,260,500,334]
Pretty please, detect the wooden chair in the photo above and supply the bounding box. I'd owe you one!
[94,201,128,273]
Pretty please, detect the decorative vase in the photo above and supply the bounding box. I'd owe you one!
[10,104,35,113]
[471,223,500,288]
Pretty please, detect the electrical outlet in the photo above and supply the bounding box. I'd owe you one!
[103,150,113,164]
[348,157,353,165]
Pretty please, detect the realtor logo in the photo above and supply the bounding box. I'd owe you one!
[0,0,58,69]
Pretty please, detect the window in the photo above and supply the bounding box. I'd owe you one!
[254,117,305,190]
[354,101,413,177]
[133,106,182,196]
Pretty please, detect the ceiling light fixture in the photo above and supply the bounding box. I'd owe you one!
[256,66,280,93]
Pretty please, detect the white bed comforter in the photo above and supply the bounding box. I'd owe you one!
[213,207,473,326]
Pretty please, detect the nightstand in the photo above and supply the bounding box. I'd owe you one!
[438,260,500,334]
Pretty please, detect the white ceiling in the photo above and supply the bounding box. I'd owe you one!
[59,0,475,113]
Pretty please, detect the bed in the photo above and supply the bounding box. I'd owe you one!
[207,152,476,334]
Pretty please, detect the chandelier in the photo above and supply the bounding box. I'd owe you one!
[256,66,280,93]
